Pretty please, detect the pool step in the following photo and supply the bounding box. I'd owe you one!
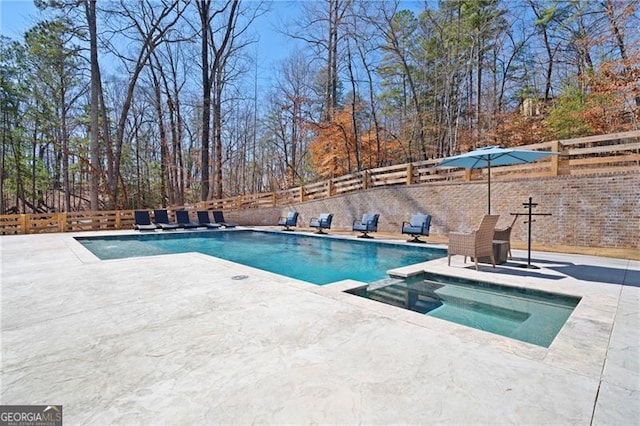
[367,277,405,291]
[366,282,442,314]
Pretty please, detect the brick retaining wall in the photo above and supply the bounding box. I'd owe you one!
[231,172,639,249]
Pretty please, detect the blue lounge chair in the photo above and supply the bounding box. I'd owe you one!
[277,211,298,231]
[309,213,333,234]
[153,209,180,230]
[402,213,432,243]
[176,210,202,229]
[352,213,379,238]
[197,211,222,229]
[134,210,158,231]
[212,211,237,228]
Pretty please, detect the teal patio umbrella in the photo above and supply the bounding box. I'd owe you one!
[438,146,558,213]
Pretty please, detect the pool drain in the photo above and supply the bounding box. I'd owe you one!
[231,275,249,280]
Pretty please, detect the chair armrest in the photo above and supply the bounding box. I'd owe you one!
[493,226,511,241]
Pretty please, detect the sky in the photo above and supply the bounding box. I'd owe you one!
[0,0,300,85]
[1,0,44,39]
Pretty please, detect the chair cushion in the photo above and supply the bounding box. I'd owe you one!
[402,225,423,234]
[410,214,428,227]
[362,213,375,224]
[353,223,367,231]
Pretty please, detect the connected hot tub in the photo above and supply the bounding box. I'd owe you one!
[346,272,581,347]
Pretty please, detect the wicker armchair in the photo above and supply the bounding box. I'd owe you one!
[448,215,500,270]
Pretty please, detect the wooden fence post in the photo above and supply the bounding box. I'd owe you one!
[362,171,369,189]
[115,211,122,230]
[327,179,334,197]
[549,140,569,176]
[464,169,472,181]
[58,212,67,233]
[550,140,559,175]
[19,214,28,234]
[272,192,277,206]
[406,163,414,185]
[299,186,305,202]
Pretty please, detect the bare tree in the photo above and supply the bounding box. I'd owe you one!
[84,0,101,210]
[263,52,315,188]
[101,0,186,207]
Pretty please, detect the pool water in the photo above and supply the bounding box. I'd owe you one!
[347,273,581,347]
[76,230,446,285]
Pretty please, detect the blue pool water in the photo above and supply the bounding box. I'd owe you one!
[76,230,446,285]
[348,272,581,347]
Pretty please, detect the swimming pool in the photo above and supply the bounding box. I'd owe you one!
[347,272,581,347]
[76,230,446,285]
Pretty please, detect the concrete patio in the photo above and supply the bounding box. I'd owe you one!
[1,230,638,424]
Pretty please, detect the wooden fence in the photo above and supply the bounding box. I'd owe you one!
[2,130,638,235]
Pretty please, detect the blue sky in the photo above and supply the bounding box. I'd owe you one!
[1,0,40,39]
[0,0,299,78]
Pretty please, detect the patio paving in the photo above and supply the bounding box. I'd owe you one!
[1,230,638,424]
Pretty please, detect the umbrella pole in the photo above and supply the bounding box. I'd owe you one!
[487,160,491,214]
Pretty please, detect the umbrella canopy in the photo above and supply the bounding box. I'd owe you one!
[438,146,558,213]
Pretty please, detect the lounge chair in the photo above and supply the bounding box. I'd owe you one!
[277,211,299,231]
[153,209,180,230]
[309,213,333,234]
[352,213,379,238]
[448,214,500,270]
[175,210,202,229]
[402,213,432,243]
[493,216,517,259]
[212,211,237,228]
[196,211,222,229]
[134,210,158,231]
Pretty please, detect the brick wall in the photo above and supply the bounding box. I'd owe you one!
[229,172,639,249]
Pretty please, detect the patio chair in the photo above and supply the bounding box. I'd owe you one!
[277,211,299,231]
[401,213,432,243]
[493,216,518,259]
[212,211,237,228]
[153,209,180,230]
[309,213,333,234]
[133,210,158,231]
[447,214,499,270]
[196,211,222,229]
[175,210,202,229]
[352,213,379,238]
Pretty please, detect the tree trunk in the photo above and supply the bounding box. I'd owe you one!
[213,75,223,199]
[198,0,211,201]
[150,62,170,207]
[85,0,100,210]
[605,0,640,106]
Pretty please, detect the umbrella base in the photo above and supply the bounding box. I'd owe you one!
[516,263,540,269]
